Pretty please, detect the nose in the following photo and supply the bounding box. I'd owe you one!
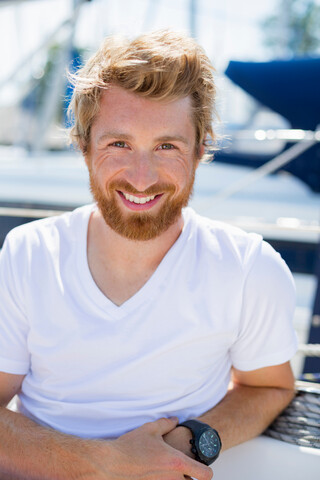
[125,152,159,192]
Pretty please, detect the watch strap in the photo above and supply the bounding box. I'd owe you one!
[179,419,210,431]
[177,419,221,465]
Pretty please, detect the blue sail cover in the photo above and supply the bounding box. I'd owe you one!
[225,58,320,130]
[215,57,320,192]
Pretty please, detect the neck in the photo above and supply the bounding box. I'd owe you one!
[88,208,184,273]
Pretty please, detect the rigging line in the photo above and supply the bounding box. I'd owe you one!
[0,1,86,91]
[207,135,318,207]
[0,18,72,91]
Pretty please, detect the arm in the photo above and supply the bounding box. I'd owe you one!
[165,238,297,457]
[164,361,295,455]
[0,373,212,480]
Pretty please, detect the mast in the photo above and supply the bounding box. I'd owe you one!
[31,0,85,152]
[189,0,197,38]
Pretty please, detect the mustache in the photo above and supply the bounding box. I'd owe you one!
[109,180,175,196]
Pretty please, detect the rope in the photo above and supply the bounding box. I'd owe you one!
[264,384,320,449]
[297,344,320,357]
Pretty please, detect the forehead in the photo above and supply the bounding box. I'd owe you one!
[93,85,195,137]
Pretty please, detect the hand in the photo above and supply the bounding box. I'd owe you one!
[163,425,194,458]
[105,417,212,480]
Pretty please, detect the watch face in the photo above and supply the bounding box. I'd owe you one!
[198,430,220,458]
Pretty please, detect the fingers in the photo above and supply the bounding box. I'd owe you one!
[163,451,212,480]
[177,456,213,480]
[145,418,212,480]
[137,418,213,480]
[145,416,180,436]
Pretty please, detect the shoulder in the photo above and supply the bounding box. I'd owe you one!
[1,204,94,278]
[184,208,294,291]
[2,204,94,255]
[184,207,264,271]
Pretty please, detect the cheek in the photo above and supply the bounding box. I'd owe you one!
[90,152,129,178]
[161,157,195,185]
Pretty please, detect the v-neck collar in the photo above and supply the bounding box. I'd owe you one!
[76,204,194,319]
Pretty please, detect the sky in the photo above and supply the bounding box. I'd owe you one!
[1,0,279,84]
[0,0,280,118]
[74,0,279,69]
[0,0,318,129]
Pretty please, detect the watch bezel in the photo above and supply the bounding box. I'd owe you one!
[178,420,222,465]
[196,427,221,464]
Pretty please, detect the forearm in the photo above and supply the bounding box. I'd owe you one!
[164,383,295,456]
[198,383,295,451]
[0,406,107,480]
[0,408,212,480]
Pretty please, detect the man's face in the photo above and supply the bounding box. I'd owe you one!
[86,86,203,241]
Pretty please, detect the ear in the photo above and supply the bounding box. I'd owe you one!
[199,144,205,158]
[195,144,205,167]
[81,142,91,167]
[84,154,90,169]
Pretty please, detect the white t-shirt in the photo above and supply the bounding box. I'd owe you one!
[0,205,297,438]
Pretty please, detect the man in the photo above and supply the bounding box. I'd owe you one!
[0,30,297,479]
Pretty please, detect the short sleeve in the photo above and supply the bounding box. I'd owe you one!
[0,234,30,374]
[230,240,298,371]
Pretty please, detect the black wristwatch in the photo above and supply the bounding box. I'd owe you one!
[177,419,221,465]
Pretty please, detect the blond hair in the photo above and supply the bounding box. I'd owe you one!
[68,30,217,156]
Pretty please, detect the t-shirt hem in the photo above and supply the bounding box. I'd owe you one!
[0,357,29,375]
[232,341,298,372]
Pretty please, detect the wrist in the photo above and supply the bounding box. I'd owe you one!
[163,426,194,458]
[177,420,222,465]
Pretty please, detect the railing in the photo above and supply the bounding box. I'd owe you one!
[1,205,320,235]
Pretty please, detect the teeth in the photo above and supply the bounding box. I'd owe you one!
[123,193,156,204]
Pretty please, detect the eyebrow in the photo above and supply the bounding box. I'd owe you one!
[97,132,134,144]
[155,135,190,146]
[97,132,190,146]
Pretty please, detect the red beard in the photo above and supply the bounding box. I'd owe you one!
[88,169,196,241]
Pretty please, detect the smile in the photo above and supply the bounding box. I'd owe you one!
[122,193,156,204]
[117,191,163,211]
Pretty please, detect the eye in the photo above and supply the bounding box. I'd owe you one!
[110,141,128,148]
[158,143,175,150]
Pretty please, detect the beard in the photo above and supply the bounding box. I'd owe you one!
[88,168,196,241]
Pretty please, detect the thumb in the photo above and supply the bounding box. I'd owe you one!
[148,416,180,436]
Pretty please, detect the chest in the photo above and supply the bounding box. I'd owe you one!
[26,278,241,398]
[87,257,156,306]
